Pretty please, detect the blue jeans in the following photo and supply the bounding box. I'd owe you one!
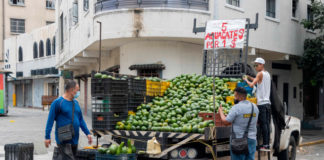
[230,138,256,160]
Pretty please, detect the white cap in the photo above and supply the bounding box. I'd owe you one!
[254,57,265,64]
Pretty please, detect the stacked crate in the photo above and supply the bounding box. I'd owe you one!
[128,78,146,112]
[91,77,129,131]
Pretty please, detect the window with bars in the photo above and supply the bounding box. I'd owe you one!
[138,69,162,78]
[18,47,23,62]
[39,40,44,57]
[46,39,51,56]
[307,5,314,21]
[226,0,240,7]
[9,0,24,5]
[33,42,38,59]
[73,2,79,23]
[46,0,55,9]
[52,36,56,55]
[266,0,276,18]
[292,0,298,18]
[84,0,89,11]
[10,19,25,34]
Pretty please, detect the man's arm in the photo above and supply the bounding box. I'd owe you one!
[218,105,231,125]
[244,72,263,88]
[44,100,58,147]
[79,111,92,144]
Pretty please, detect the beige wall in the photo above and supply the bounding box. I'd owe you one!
[0,0,55,68]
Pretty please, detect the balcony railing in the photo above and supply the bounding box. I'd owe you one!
[95,0,209,13]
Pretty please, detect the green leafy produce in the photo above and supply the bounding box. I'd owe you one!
[98,139,136,155]
[108,144,118,155]
[116,74,242,133]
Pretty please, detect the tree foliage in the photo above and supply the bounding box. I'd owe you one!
[300,0,324,86]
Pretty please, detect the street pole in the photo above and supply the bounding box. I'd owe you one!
[97,21,102,72]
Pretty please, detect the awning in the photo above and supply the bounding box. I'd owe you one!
[105,65,120,72]
[129,64,165,70]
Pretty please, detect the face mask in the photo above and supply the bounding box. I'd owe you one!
[74,91,80,99]
[234,99,240,104]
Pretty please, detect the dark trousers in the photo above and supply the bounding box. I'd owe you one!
[53,144,78,160]
[258,104,271,146]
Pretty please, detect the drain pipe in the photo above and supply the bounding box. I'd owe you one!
[2,0,5,65]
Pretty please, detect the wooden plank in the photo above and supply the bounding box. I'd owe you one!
[41,96,57,105]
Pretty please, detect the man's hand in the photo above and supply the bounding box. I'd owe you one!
[218,104,223,114]
[44,139,51,148]
[87,134,93,145]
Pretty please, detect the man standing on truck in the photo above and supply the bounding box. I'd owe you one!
[243,57,271,151]
[219,87,259,160]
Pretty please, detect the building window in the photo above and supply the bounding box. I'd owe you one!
[10,18,25,33]
[52,36,56,55]
[83,0,89,11]
[9,0,24,5]
[46,0,55,9]
[307,5,314,21]
[46,21,54,25]
[33,42,38,58]
[292,0,298,18]
[60,14,64,50]
[46,39,51,56]
[226,0,240,7]
[72,1,79,23]
[266,0,276,18]
[138,69,162,78]
[18,46,23,62]
[39,40,44,57]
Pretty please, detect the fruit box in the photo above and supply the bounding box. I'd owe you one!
[198,112,231,127]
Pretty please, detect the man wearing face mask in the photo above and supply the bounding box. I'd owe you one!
[219,87,259,160]
[45,80,92,159]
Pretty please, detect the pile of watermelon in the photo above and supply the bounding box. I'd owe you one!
[115,74,242,133]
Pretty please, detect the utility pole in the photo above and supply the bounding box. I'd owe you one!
[97,21,102,72]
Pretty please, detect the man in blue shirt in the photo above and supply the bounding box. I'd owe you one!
[219,87,259,160]
[45,80,92,158]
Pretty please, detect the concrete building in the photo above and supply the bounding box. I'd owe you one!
[4,24,59,108]
[55,0,320,120]
[0,0,55,69]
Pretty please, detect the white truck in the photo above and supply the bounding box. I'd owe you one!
[94,14,301,160]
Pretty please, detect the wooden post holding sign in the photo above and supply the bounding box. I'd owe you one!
[204,19,247,50]
[42,96,58,111]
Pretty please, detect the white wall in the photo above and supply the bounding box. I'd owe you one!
[4,24,56,78]
[120,40,204,79]
[56,0,211,67]
[4,37,17,76]
[215,0,318,56]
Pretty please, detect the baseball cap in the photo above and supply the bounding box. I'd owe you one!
[254,57,265,64]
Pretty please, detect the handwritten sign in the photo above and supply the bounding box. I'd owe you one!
[204,19,246,50]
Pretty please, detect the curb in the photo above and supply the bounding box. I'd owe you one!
[299,139,324,147]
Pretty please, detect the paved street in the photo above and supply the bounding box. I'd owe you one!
[1,107,324,160]
[0,106,93,160]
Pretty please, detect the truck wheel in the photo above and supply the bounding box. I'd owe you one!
[278,136,296,160]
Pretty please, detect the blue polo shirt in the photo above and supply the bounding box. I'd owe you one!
[45,97,90,144]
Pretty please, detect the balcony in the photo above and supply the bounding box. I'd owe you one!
[94,0,209,13]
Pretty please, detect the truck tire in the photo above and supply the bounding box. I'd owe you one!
[278,136,296,160]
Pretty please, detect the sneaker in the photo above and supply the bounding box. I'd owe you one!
[260,145,271,152]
